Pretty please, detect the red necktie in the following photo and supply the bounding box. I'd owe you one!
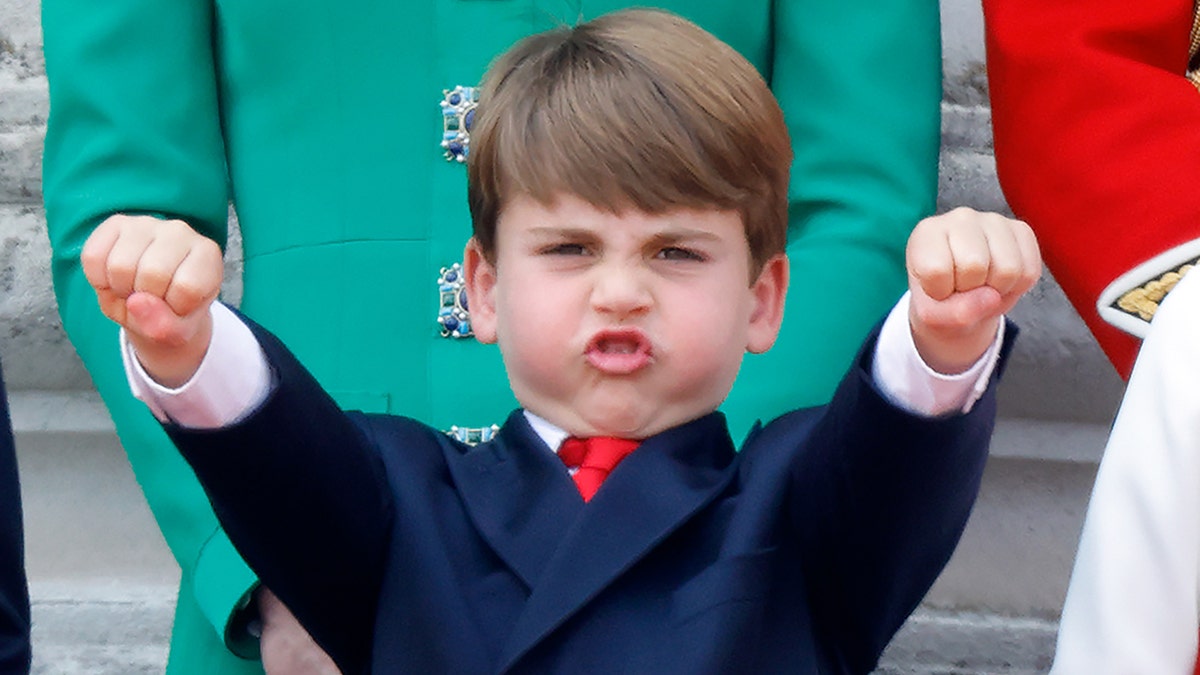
[558,436,640,501]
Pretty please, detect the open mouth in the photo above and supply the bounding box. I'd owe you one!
[585,328,653,374]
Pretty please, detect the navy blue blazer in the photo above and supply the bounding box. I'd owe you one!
[0,364,30,675]
[172,320,1013,675]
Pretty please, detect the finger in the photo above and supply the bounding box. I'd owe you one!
[946,218,990,293]
[105,226,157,298]
[133,235,193,300]
[992,222,1043,317]
[94,288,128,327]
[1015,219,1043,294]
[907,223,956,301]
[913,285,1004,332]
[80,220,124,292]
[980,215,1023,296]
[124,292,203,347]
[164,238,224,317]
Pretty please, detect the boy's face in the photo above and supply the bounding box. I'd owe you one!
[465,193,788,439]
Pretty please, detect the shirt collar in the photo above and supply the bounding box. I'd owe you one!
[522,410,569,454]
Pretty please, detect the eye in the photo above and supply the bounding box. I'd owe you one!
[655,247,706,262]
[539,243,590,256]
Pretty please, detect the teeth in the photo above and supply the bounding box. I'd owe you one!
[598,339,638,354]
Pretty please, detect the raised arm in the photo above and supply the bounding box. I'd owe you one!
[723,0,941,434]
[791,209,1038,669]
[984,0,1200,376]
[40,0,262,663]
[164,313,393,675]
[84,215,391,672]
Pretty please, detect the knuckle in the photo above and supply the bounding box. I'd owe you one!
[941,206,979,225]
[97,214,131,234]
[106,260,138,289]
[912,216,935,232]
[135,266,173,294]
[956,256,989,279]
[169,279,208,306]
[198,240,224,265]
[989,260,1021,282]
[79,248,104,274]
[908,259,935,279]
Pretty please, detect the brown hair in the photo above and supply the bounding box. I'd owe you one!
[467,8,791,274]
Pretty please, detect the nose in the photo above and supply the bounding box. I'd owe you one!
[590,263,651,319]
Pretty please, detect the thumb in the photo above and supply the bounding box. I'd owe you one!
[911,285,1004,333]
[124,292,207,348]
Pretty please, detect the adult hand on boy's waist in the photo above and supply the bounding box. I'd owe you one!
[81,214,222,387]
[905,207,1041,374]
[258,587,342,675]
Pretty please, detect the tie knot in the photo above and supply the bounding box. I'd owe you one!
[560,436,640,471]
[559,436,641,501]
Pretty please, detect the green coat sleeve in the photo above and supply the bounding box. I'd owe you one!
[722,0,942,438]
[41,0,263,665]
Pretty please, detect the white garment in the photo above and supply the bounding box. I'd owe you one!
[124,292,1004,447]
[1053,268,1200,674]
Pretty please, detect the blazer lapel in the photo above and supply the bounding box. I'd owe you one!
[497,413,739,672]
[441,410,584,589]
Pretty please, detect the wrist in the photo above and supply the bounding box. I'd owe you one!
[911,317,999,375]
[129,312,213,388]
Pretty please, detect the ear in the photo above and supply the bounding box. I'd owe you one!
[745,253,788,354]
[463,238,499,344]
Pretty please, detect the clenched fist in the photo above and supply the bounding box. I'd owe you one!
[81,214,224,386]
[905,207,1042,373]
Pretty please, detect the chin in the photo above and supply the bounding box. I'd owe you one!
[583,404,653,439]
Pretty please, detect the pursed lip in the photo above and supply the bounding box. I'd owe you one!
[584,327,653,375]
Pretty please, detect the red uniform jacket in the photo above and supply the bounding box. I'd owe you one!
[985,0,1200,377]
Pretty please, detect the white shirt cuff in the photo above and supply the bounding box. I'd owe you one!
[122,303,273,428]
[872,291,1004,417]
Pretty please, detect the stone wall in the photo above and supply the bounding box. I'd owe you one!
[0,0,83,391]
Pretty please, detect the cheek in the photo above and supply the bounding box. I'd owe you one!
[672,288,754,373]
[494,284,573,373]
[677,285,753,341]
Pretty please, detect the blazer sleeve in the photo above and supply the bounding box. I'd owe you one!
[785,324,1015,672]
[40,0,260,656]
[0,365,30,673]
[168,318,394,675]
[722,0,941,436]
[984,0,1200,377]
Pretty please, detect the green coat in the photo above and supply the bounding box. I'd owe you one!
[41,1,940,671]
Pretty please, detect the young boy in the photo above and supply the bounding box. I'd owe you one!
[81,9,1039,674]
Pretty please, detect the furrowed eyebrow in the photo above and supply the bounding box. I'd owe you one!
[521,226,722,249]
[523,227,603,251]
[644,229,722,248]
[525,227,597,240]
